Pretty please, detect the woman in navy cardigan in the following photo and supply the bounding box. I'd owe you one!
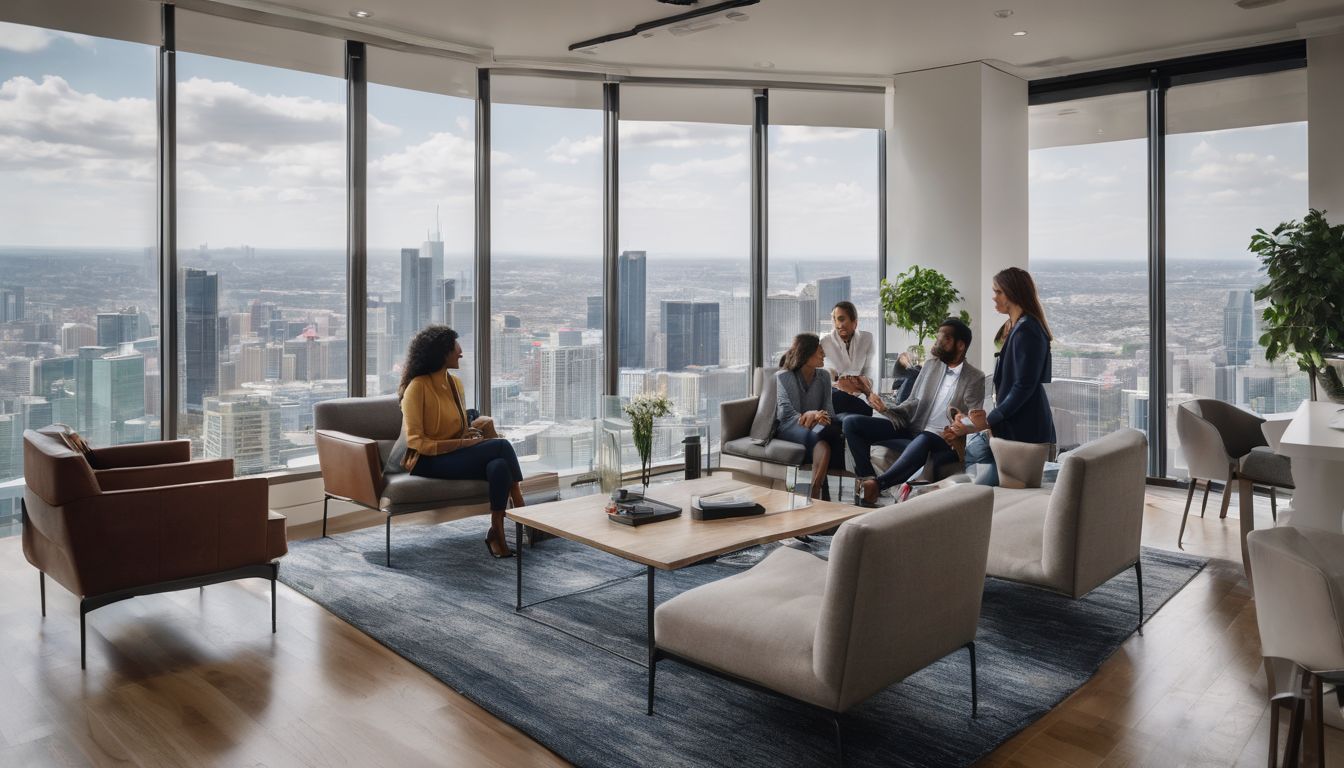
[947,267,1055,485]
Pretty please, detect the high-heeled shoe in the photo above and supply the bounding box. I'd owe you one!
[484,536,514,559]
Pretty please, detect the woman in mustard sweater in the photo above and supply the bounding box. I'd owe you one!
[399,326,524,558]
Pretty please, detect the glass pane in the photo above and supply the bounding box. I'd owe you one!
[1164,70,1309,477]
[619,98,752,463]
[176,50,347,474]
[367,52,475,400]
[767,122,880,379]
[1029,91,1150,453]
[0,24,158,532]
[491,84,603,474]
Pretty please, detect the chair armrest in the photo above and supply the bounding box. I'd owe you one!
[66,476,273,596]
[94,459,234,492]
[315,429,385,509]
[88,439,192,469]
[720,397,759,443]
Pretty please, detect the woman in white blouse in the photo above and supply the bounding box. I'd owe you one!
[818,301,875,418]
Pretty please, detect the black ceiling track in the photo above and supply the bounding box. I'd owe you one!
[569,0,760,52]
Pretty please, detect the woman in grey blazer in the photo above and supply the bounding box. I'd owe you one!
[776,333,844,499]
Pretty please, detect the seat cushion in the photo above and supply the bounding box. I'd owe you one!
[381,473,491,513]
[1239,446,1293,488]
[655,547,834,709]
[722,436,806,466]
[986,488,1061,591]
[266,510,288,560]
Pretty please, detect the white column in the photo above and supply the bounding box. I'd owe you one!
[1308,33,1344,215]
[886,63,1028,373]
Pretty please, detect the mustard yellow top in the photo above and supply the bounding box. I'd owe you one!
[401,370,470,457]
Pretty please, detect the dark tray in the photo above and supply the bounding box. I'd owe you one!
[691,502,766,521]
[607,497,683,526]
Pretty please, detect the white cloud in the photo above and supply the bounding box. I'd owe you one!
[369,131,475,196]
[619,121,746,150]
[546,134,601,164]
[177,77,347,148]
[0,22,93,53]
[1190,140,1219,161]
[646,154,747,181]
[774,125,865,145]
[0,75,154,155]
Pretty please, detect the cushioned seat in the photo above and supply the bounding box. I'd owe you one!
[381,473,490,512]
[721,436,807,466]
[1239,445,1294,489]
[986,489,1053,591]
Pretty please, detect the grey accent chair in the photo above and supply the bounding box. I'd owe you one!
[650,484,994,760]
[314,395,489,566]
[1248,526,1344,768]
[1175,398,1290,549]
[986,428,1148,630]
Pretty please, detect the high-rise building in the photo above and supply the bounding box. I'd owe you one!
[447,298,474,337]
[76,346,112,433]
[661,301,720,371]
[587,295,603,330]
[60,322,97,352]
[815,276,852,330]
[96,308,141,347]
[1223,289,1255,366]
[400,248,434,349]
[0,286,24,323]
[618,251,646,368]
[30,356,76,398]
[422,220,445,323]
[764,293,817,363]
[88,352,146,447]
[183,268,220,413]
[203,396,285,476]
[539,344,601,422]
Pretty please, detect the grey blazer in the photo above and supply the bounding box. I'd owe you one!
[879,358,986,433]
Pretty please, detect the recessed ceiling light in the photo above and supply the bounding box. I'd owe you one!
[994,9,1014,18]
[755,60,775,69]
[1012,30,1028,36]
[349,9,373,19]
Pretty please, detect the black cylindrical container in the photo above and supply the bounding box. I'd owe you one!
[683,435,702,480]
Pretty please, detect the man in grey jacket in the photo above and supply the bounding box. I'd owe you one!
[843,318,985,505]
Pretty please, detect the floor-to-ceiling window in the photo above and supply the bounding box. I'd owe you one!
[366,48,476,399]
[0,17,159,529]
[175,13,347,474]
[1028,91,1150,453]
[767,90,882,379]
[1163,69,1309,476]
[490,75,603,473]
[618,85,752,462]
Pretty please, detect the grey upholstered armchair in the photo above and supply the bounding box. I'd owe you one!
[986,428,1149,630]
[650,485,995,759]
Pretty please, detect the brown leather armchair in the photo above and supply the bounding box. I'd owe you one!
[314,396,489,567]
[21,427,288,668]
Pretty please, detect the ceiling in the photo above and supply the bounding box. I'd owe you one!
[201,0,1344,81]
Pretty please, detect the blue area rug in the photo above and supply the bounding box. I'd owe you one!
[279,518,1206,768]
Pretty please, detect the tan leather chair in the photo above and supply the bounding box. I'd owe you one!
[986,428,1148,631]
[1175,398,1290,549]
[314,396,490,566]
[21,427,287,669]
[1248,527,1344,768]
[650,485,994,759]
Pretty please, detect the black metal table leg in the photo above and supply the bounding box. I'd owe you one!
[646,566,655,715]
[515,521,524,612]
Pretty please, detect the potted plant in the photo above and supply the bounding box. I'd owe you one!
[878,265,972,364]
[1250,208,1344,403]
[623,392,674,489]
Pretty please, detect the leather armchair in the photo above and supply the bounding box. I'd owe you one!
[21,427,287,669]
[651,485,994,758]
[314,395,490,566]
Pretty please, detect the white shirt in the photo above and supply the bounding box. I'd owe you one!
[819,329,874,380]
[923,362,963,435]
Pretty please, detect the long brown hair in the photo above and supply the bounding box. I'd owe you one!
[398,325,459,400]
[992,267,1053,344]
[779,332,821,372]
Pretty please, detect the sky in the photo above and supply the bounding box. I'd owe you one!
[0,20,1305,263]
[0,20,878,260]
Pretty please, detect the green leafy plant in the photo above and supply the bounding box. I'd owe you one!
[623,392,674,487]
[1250,208,1344,402]
[879,265,972,363]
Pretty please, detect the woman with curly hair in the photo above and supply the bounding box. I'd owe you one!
[775,332,843,499]
[399,325,523,558]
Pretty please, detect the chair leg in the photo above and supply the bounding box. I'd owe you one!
[321,495,330,538]
[647,650,658,716]
[1178,480,1196,550]
[1270,488,1278,523]
[1199,478,1211,517]
[1285,695,1306,768]
[39,571,46,618]
[385,515,392,568]
[1135,560,1145,635]
[79,600,88,670]
[1219,468,1234,519]
[831,715,844,767]
[1311,672,1325,768]
[271,564,278,633]
[1269,695,1280,768]
[967,641,979,718]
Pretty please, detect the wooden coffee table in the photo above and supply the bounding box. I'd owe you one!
[505,477,866,678]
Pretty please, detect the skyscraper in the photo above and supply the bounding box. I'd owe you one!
[88,352,146,447]
[618,251,646,368]
[1,286,24,323]
[1223,289,1255,366]
[202,396,284,475]
[76,346,112,432]
[765,293,817,363]
[96,308,141,347]
[815,276,852,330]
[400,247,434,351]
[183,268,220,413]
[587,295,603,330]
[422,212,445,323]
[660,301,720,371]
[539,344,601,422]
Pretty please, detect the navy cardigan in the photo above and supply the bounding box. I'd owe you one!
[986,315,1056,445]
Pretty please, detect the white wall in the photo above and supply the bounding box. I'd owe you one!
[886,63,1028,372]
[1309,33,1344,216]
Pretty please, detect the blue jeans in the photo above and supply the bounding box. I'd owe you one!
[831,389,874,418]
[965,433,998,486]
[412,438,523,510]
[777,420,845,472]
[842,415,911,479]
[844,416,956,491]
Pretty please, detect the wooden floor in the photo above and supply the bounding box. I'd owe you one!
[1,485,1339,767]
